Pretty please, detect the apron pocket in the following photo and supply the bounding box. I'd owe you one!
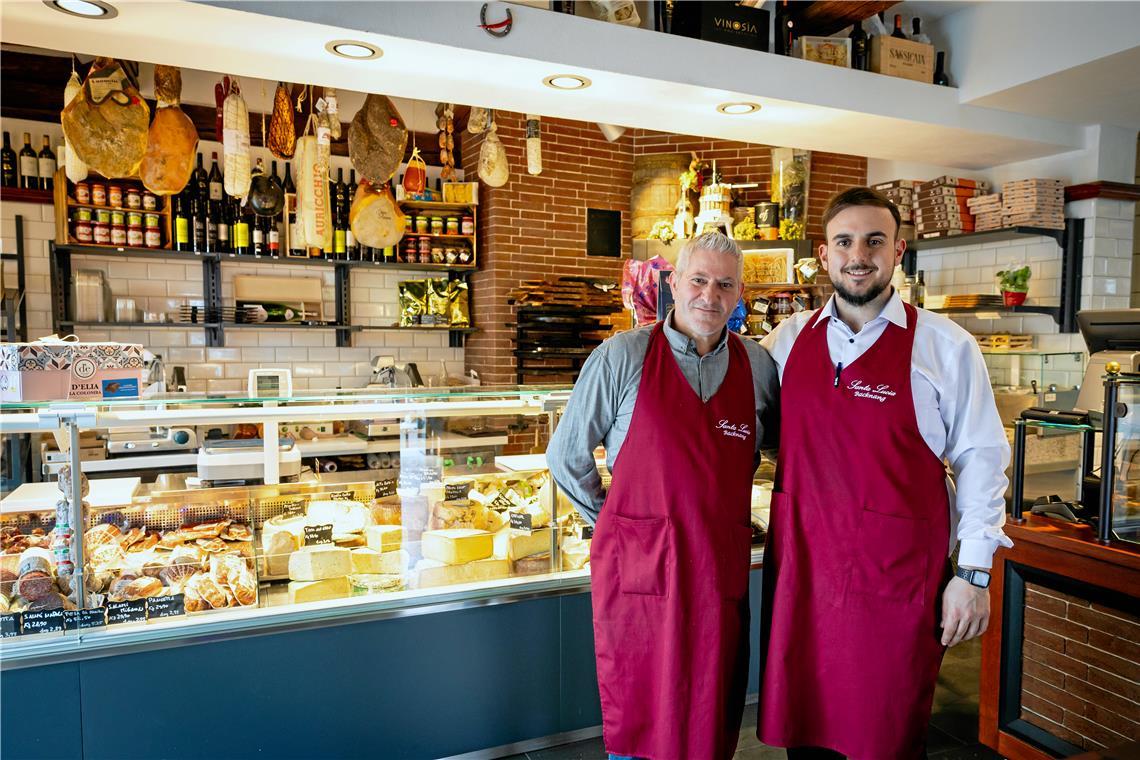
[719,523,754,601]
[613,514,671,596]
[849,506,928,608]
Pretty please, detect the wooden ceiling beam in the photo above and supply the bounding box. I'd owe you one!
[793,1,900,38]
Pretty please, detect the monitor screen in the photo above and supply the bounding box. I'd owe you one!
[1077,309,1140,354]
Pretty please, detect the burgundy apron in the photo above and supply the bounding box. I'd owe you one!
[591,324,757,760]
[758,303,950,760]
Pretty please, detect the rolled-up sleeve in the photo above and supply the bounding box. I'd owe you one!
[547,345,619,524]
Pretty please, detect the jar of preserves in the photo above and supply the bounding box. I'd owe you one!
[461,215,474,235]
[404,215,413,233]
[74,220,93,243]
[402,238,418,263]
[143,227,161,248]
[75,182,91,204]
[430,216,444,236]
[770,293,794,324]
[93,222,110,244]
[73,207,92,223]
[110,224,127,246]
[110,210,126,226]
[415,215,429,235]
[430,245,445,264]
[91,183,107,206]
[125,187,142,209]
[127,211,143,227]
[144,213,160,229]
[128,226,145,247]
[94,209,111,225]
[108,184,123,208]
[142,191,158,211]
[444,247,459,265]
[417,236,431,255]
[445,217,460,236]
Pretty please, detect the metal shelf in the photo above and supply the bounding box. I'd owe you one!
[928,305,1062,323]
[60,321,215,329]
[907,226,1065,250]
[358,325,478,333]
[54,243,214,262]
[221,322,361,331]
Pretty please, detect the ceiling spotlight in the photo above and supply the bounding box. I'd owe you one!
[44,0,117,19]
[543,74,591,90]
[717,102,761,115]
[326,40,383,60]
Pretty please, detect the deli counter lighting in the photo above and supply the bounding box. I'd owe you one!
[717,102,761,115]
[325,40,383,60]
[543,74,592,90]
[44,0,117,19]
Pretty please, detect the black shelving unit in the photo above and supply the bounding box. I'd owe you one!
[49,243,477,348]
[906,219,1083,333]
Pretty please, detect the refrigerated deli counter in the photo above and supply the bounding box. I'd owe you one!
[0,386,767,760]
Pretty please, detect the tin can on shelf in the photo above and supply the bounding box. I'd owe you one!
[142,191,158,211]
[110,224,127,246]
[125,188,142,209]
[143,213,160,229]
[91,183,107,206]
[108,185,123,208]
[94,209,111,225]
[75,182,91,204]
[110,210,126,226]
[74,220,93,243]
[73,207,92,223]
[93,222,110,244]
[461,215,474,235]
[143,227,161,248]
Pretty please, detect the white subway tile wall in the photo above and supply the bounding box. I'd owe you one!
[1,200,466,394]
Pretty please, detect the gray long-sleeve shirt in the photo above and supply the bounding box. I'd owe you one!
[546,314,780,524]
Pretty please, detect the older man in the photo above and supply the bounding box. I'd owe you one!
[548,231,779,760]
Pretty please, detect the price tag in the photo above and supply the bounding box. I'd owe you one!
[276,498,305,519]
[445,482,473,501]
[422,464,443,482]
[490,492,515,511]
[304,524,334,546]
[147,594,186,620]
[580,525,594,540]
[20,609,67,635]
[374,478,397,499]
[0,613,23,638]
[64,608,107,630]
[509,512,533,533]
[328,490,354,502]
[106,600,146,626]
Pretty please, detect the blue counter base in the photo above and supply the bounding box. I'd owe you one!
[3,570,763,759]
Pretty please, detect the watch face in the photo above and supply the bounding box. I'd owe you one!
[973,570,990,588]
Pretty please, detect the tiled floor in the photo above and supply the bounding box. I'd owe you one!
[505,638,1004,760]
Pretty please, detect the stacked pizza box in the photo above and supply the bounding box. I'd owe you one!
[967,193,1004,232]
[871,180,915,224]
[1000,179,1065,230]
[914,176,990,239]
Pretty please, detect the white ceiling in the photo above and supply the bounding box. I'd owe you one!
[0,0,1095,170]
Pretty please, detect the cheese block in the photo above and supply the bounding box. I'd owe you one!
[350,547,409,575]
[560,536,592,570]
[421,529,493,565]
[414,558,509,588]
[512,552,552,576]
[287,545,352,581]
[307,500,369,535]
[365,525,403,553]
[262,529,300,577]
[288,576,350,604]
[493,527,552,561]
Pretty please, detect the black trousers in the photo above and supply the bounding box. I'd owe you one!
[786,746,929,759]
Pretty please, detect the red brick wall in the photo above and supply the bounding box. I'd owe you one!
[1019,582,1140,749]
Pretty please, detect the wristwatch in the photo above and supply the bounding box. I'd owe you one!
[955,566,991,589]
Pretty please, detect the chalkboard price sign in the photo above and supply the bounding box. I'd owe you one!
[374,478,397,498]
[0,613,22,638]
[445,482,473,501]
[304,523,334,546]
[147,594,186,620]
[20,609,67,635]
[64,608,107,631]
[106,600,146,625]
[509,512,534,532]
[328,490,354,501]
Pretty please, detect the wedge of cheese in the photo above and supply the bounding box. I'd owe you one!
[350,547,409,575]
[560,536,592,570]
[414,558,509,588]
[288,545,352,581]
[288,576,350,604]
[421,529,493,565]
[493,527,552,561]
[307,500,370,535]
[364,525,403,553]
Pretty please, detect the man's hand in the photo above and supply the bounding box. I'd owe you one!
[940,575,990,647]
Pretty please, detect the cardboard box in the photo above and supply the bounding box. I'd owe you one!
[870,36,935,84]
[800,36,851,68]
[0,341,144,402]
[669,2,770,52]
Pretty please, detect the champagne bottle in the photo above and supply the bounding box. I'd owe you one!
[37,136,56,191]
[18,133,37,190]
[1,132,17,188]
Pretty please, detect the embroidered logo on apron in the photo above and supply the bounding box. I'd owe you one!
[716,419,752,440]
[846,380,897,403]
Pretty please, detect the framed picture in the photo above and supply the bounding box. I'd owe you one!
[742,248,795,284]
[800,36,852,68]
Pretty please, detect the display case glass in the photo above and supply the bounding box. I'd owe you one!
[1108,378,1140,545]
[981,350,1085,427]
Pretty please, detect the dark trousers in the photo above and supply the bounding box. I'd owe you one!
[787,746,928,759]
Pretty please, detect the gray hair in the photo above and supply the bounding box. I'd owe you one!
[674,231,744,282]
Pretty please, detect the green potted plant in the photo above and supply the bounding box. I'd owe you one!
[996,265,1031,306]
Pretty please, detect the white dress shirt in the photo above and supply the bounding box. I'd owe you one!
[761,289,1013,569]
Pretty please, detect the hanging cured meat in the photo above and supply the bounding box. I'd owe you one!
[61,57,149,179]
[222,81,251,197]
[140,65,198,195]
[437,103,456,182]
[349,179,406,249]
[62,71,88,183]
[294,118,332,250]
[478,120,509,187]
[347,94,407,183]
[267,82,296,159]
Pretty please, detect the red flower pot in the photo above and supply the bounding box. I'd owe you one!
[1002,290,1027,307]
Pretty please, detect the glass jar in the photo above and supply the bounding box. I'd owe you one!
[110,224,127,246]
[127,225,145,247]
[402,238,418,263]
[75,181,91,204]
[91,183,107,206]
[415,215,429,235]
[144,213,160,229]
[770,293,794,324]
[74,220,93,243]
[445,217,460,236]
[127,211,144,227]
[108,184,123,208]
[110,210,126,226]
[444,247,459,265]
[94,209,111,225]
[430,216,443,236]
[143,227,161,248]
[142,191,158,211]
[461,215,474,235]
[417,237,432,256]
[125,188,142,209]
[404,215,413,233]
[430,245,445,264]
[73,207,92,223]
[93,222,110,244]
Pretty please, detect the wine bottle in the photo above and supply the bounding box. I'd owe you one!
[933,51,951,86]
[346,169,360,260]
[37,136,56,191]
[18,133,37,190]
[233,199,250,255]
[207,152,223,202]
[911,17,931,45]
[774,0,795,55]
[1,133,17,188]
[251,207,265,257]
[334,168,347,259]
[190,194,206,253]
[892,14,907,39]
[193,153,208,203]
[849,20,868,71]
[173,191,191,252]
[216,192,231,254]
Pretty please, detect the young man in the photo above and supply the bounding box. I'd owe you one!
[758,187,1011,759]
[547,231,779,760]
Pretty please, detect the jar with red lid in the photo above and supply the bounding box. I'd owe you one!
[93,222,110,244]
[110,224,127,246]
[461,215,474,235]
[108,184,123,208]
[75,182,91,204]
[144,227,161,248]
[74,220,93,243]
[128,226,145,247]
[91,183,107,206]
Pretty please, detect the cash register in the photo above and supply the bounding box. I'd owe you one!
[1074,308,1140,424]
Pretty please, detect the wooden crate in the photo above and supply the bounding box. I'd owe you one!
[870,37,935,84]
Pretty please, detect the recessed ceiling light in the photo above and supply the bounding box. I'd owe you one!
[325,40,382,60]
[44,0,117,19]
[543,74,591,90]
[717,102,761,115]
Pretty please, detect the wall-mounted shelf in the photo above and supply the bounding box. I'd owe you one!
[907,226,1065,250]
[0,186,54,205]
[927,305,1062,321]
[358,326,478,334]
[54,243,207,262]
[60,321,213,330]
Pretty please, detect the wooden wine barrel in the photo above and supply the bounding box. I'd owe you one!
[631,152,688,239]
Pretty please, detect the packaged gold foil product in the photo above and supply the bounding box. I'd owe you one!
[449,280,470,328]
[398,280,427,326]
[425,279,451,326]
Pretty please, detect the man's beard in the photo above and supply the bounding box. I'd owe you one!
[833,277,890,307]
